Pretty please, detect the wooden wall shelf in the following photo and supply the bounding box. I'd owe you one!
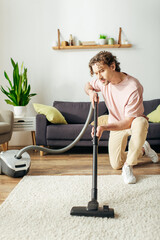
[52,28,132,50]
[52,44,132,50]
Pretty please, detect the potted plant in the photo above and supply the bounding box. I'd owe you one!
[0,58,37,117]
[98,34,107,45]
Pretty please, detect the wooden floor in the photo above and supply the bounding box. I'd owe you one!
[0,146,160,205]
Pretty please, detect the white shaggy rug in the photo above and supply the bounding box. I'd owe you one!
[0,175,160,240]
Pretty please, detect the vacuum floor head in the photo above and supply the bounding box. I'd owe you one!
[70,205,114,218]
[0,150,31,178]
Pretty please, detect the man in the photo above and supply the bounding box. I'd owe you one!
[85,51,158,184]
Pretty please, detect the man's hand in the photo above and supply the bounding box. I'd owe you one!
[89,90,99,108]
[91,126,104,140]
[84,82,99,108]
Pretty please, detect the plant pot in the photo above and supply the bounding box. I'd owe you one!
[13,106,27,117]
[98,39,107,45]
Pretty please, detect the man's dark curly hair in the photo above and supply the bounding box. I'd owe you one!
[89,51,121,76]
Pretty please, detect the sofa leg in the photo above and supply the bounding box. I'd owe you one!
[1,142,8,151]
[40,146,44,156]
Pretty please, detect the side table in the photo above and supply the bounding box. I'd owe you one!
[13,117,36,145]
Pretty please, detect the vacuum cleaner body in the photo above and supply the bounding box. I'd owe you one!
[0,150,31,178]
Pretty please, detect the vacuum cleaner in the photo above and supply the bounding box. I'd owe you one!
[0,103,93,178]
[70,100,114,218]
[0,97,114,218]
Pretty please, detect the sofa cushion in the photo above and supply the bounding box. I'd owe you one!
[33,103,67,124]
[147,105,160,123]
[143,99,160,115]
[53,101,108,124]
[47,124,110,141]
[91,115,108,126]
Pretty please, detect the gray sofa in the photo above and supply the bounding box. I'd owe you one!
[35,99,160,149]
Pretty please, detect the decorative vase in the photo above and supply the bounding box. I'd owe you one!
[108,38,114,45]
[13,106,27,117]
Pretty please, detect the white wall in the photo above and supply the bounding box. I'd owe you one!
[0,0,160,146]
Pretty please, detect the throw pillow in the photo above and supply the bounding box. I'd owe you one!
[91,115,108,126]
[33,103,67,124]
[147,105,160,123]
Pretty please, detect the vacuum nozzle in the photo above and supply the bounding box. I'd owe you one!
[70,205,114,218]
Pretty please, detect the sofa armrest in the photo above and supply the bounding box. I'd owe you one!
[0,110,14,132]
[35,114,49,146]
[0,110,14,124]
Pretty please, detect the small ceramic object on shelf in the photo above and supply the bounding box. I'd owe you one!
[69,34,74,46]
[108,38,114,45]
[98,38,107,45]
[75,39,81,46]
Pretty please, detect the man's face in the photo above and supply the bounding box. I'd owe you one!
[92,62,115,85]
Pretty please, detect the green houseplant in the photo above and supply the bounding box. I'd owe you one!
[99,34,107,45]
[99,34,107,39]
[1,58,37,116]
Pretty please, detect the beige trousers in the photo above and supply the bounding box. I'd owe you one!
[108,117,149,170]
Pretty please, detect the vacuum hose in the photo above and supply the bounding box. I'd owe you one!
[16,103,93,159]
